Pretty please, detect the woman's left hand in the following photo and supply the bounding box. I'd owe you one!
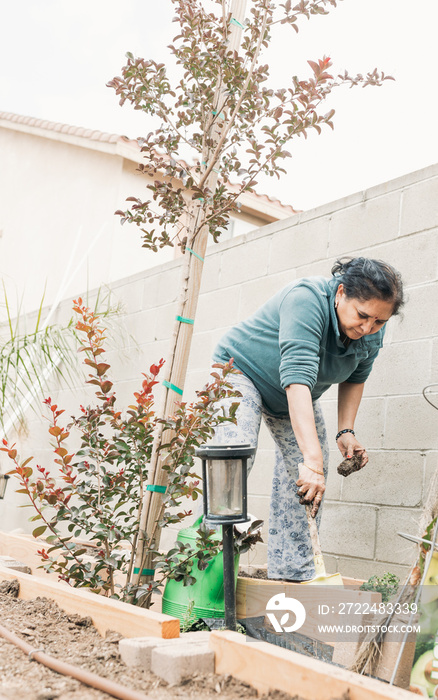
[337,433,368,468]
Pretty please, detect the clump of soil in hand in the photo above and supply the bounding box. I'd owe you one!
[337,454,362,477]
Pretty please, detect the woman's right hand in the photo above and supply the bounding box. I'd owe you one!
[296,463,325,517]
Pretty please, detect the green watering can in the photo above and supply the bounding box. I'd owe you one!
[162,516,239,622]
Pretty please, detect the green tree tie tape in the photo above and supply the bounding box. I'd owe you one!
[146,485,167,493]
[163,380,183,395]
[175,315,194,325]
[185,246,204,262]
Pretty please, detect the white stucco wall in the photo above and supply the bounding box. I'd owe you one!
[0,126,172,316]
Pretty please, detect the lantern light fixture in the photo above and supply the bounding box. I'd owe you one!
[195,443,256,630]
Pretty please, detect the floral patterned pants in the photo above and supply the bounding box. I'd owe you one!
[211,371,329,581]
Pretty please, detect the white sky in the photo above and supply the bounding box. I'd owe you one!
[1,0,437,211]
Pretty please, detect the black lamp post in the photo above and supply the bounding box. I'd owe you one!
[195,443,256,631]
[0,474,9,500]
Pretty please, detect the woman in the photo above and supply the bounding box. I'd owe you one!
[212,257,404,581]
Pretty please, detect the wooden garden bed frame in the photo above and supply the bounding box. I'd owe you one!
[210,630,416,700]
[0,564,179,639]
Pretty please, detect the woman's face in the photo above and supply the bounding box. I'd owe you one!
[335,283,394,340]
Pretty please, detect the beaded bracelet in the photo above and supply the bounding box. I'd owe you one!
[336,428,355,441]
[300,462,324,476]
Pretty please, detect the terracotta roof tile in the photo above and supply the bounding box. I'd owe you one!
[0,111,132,146]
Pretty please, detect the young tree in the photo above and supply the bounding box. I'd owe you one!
[108,0,392,603]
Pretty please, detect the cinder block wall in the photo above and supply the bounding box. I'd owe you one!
[2,163,438,581]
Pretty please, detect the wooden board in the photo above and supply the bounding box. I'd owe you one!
[236,576,385,676]
[209,630,416,700]
[0,565,180,640]
[0,531,58,579]
[236,576,380,632]
[0,530,126,589]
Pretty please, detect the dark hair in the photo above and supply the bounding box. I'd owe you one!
[331,257,404,316]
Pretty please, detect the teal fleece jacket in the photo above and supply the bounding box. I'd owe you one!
[213,276,385,417]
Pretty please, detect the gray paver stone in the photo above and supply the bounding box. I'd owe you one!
[119,637,174,669]
[119,631,211,670]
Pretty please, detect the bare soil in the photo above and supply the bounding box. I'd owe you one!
[0,580,297,700]
[238,569,268,580]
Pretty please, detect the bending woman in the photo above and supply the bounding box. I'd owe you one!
[212,257,404,581]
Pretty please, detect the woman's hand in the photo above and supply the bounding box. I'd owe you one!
[337,433,368,468]
[296,463,325,517]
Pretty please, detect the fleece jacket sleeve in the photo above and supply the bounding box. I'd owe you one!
[278,283,327,391]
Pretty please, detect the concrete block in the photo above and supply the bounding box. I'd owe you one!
[156,266,182,306]
[183,368,212,403]
[123,308,157,346]
[401,176,438,235]
[375,507,419,565]
[154,302,177,342]
[114,278,147,315]
[299,191,364,223]
[200,252,221,294]
[196,287,240,332]
[103,349,140,384]
[371,231,438,287]
[384,395,438,450]
[319,503,377,559]
[209,326,229,358]
[239,540,267,568]
[256,420,276,452]
[323,554,338,575]
[336,557,410,583]
[391,282,438,342]
[0,556,31,574]
[238,274,291,320]
[423,451,438,510]
[220,237,269,288]
[135,339,171,370]
[325,450,342,501]
[295,257,335,280]
[186,329,212,372]
[341,450,423,507]
[269,217,329,274]
[328,192,401,257]
[318,398,336,447]
[365,164,438,200]
[431,339,438,384]
[249,449,274,496]
[322,397,386,450]
[141,272,160,312]
[151,641,214,684]
[353,398,386,449]
[364,339,432,397]
[159,525,180,557]
[247,495,270,540]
